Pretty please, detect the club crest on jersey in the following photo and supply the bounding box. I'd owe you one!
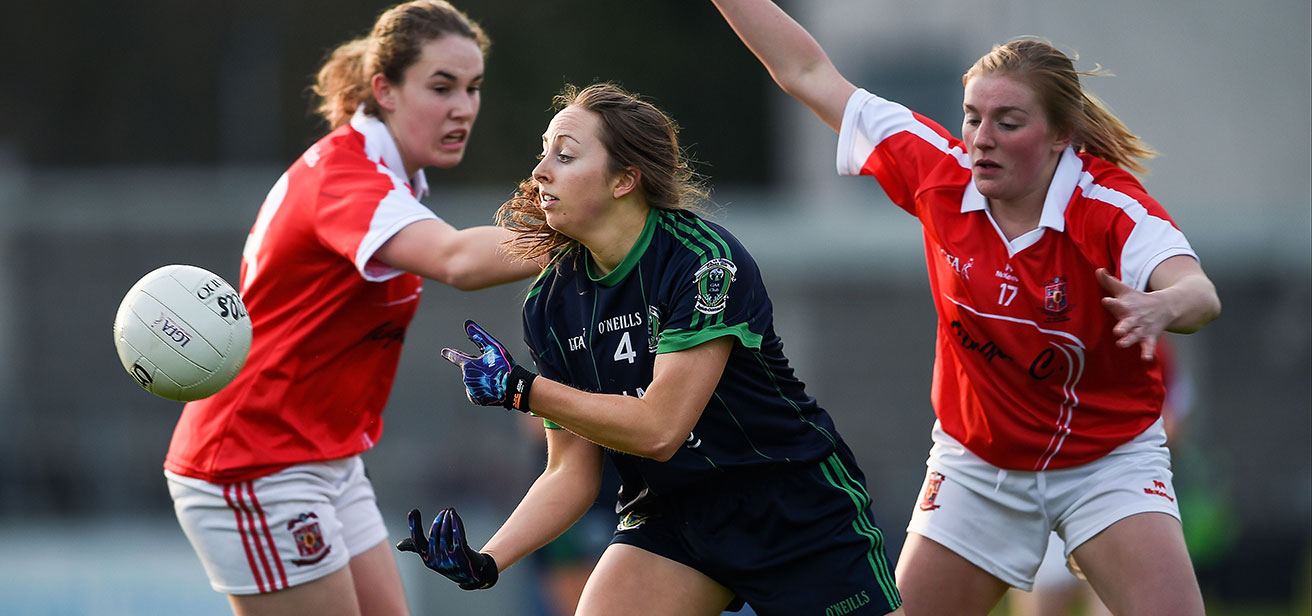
[1042,277,1070,315]
[287,512,331,566]
[694,258,737,315]
[647,305,661,353]
[918,472,946,511]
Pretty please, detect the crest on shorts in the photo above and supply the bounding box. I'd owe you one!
[616,511,650,531]
[694,258,737,315]
[1042,276,1069,315]
[918,472,946,511]
[288,511,332,566]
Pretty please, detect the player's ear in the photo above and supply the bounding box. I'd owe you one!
[1050,124,1073,153]
[373,74,398,112]
[612,167,640,199]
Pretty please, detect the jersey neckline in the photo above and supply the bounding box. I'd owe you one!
[586,207,660,287]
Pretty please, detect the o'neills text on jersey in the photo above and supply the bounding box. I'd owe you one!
[597,311,643,334]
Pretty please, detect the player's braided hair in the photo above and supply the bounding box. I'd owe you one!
[313,0,489,129]
[497,83,710,263]
[965,38,1156,175]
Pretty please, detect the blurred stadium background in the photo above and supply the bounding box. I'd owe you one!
[0,1,1307,614]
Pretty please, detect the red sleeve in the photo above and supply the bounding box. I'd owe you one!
[315,156,437,281]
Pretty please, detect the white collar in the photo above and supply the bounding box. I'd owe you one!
[961,146,1081,233]
[349,106,430,197]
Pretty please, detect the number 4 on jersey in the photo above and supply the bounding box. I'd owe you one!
[614,331,637,364]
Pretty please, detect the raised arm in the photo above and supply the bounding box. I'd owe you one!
[376,219,541,291]
[711,0,857,132]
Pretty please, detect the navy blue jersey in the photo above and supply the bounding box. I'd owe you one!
[522,208,841,505]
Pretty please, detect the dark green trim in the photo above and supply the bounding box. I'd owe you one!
[524,261,556,302]
[658,323,762,353]
[588,207,658,286]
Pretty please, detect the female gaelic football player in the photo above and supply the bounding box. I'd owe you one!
[709,1,1221,615]
[396,83,905,616]
[162,2,538,615]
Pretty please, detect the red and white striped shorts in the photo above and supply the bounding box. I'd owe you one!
[165,456,389,595]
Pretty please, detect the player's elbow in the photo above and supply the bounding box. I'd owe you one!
[431,253,534,291]
[1169,281,1223,334]
[637,429,692,462]
[641,445,679,463]
[645,445,678,463]
[428,258,490,291]
[1175,295,1222,334]
[620,430,679,462]
[1195,293,1222,330]
[441,269,486,292]
[1204,293,1222,323]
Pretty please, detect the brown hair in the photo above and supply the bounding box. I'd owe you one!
[496,83,709,262]
[964,38,1156,174]
[312,0,489,129]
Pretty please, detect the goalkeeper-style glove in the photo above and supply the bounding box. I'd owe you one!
[441,320,537,413]
[395,508,499,590]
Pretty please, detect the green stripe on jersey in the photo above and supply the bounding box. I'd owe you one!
[750,349,837,447]
[524,261,557,303]
[658,211,734,329]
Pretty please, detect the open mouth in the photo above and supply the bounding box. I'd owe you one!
[441,130,467,146]
[540,192,559,208]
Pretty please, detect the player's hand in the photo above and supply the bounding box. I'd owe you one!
[1097,268,1170,361]
[441,320,537,412]
[396,508,499,590]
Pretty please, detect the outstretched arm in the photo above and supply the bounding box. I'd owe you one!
[376,220,541,291]
[442,320,732,462]
[711,0,857,132]
[529,336,733,461]
[479,428,605,571]
[398,429,602,589]
[1098,255,1221,360]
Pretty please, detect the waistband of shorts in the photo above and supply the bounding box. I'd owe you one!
[677,456,828,498]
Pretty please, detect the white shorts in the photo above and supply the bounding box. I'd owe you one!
[906,418,1179,591]
[166,456,390,595]
[1032,531,1080,589]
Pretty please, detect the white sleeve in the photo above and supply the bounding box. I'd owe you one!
[354,182,440,282]
[1079,177,1198,291]
[836,88,968,177]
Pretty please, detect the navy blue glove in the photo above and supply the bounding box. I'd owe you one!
[441,320,536,412]
[395,508,499,590]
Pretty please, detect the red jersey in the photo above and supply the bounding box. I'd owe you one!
[837,89,1197,470]
[165,109,438,482]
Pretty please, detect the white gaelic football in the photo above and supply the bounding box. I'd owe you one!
[112,264,252,402]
